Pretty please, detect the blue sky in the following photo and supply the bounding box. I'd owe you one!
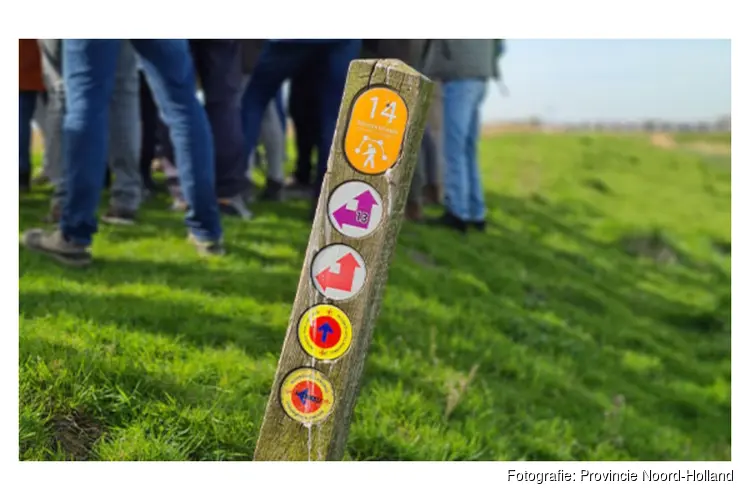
[481,39,731,124]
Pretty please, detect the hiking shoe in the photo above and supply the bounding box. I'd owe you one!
[218,195,253,220]
[426,210,468,234]
[101,206,137,226]
[21,228,92,267]
[188,233,225,257]
[260,179,285,202]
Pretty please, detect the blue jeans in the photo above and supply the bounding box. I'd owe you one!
[241,40,361,199]
[19,91,38,181]
[442,79,487,222]
[61,39,222,246]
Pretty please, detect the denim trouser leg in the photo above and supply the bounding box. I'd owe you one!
[108,41,142,212]
[241,43,308,173]
[60,39,120,245]
[131,39,222,242]
[38,39,66,204]
[312,40,362,200]
[61,39,222,245]
[465,90,486,221]
[242,41,361,202]
[190,40,248,199]
[19,91,38,180]
[442,79,487,221]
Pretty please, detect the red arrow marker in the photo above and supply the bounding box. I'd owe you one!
[315,252,361,292]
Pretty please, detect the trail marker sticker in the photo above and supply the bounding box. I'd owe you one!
[280,367,335,425]
[344,86,408,175]
[311,244,367,301]
[298,304,353,361]
[327,181,384,239]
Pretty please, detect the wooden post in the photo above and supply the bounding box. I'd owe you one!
[253,59,433,461]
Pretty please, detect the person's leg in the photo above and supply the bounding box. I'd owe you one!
[274,88,288,165]
[405,150,426,221]
[241,42,314,182]
[19,91,37,191]
[465,80,488,228]
[420,127,439,205]
[21,39,120,267]
[288,72,317,190]
[104,41,142,224]
[190,40,249,206]
[258,102,286,200]
[312,40,362,206]
[37,39,66,219]
[139,70,159,193]
[425,81,444,190]
[157,116,184,209]
[432,79,474,233]
[131,39,223,251]
[275,88,287,137]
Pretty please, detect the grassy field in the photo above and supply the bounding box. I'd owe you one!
[18,131,731,461]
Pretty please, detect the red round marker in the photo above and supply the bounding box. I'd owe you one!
[291,380,324,413]
[309,315,342,349]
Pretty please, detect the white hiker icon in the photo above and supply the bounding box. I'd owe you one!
[354,135,387,170]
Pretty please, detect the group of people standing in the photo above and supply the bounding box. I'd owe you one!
[19,39,505,267]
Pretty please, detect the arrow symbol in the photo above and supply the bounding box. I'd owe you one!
[315,252,361,292]
[296,388,321,408]
[317,322,334,343]
[332,190,379,230]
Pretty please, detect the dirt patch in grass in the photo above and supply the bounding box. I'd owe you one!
[52,409,104,460]
[650,133,677,149]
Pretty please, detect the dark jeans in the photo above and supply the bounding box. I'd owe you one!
[241,40,362,200]
[19,91,38,183]
[138,71,159,190]
[189,39,248,199]
[288,69,318,185]
[61,39,222,246]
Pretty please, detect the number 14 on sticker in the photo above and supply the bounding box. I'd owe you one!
[344,87,408,175]
[370,97,397,124]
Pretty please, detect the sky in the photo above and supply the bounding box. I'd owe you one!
[481,39,731,124]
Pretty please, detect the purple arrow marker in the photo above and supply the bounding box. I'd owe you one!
[332,189,379,230]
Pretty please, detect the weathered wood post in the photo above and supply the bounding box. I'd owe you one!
[253,59,433,461]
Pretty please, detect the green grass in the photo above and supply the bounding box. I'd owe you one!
[672,131,732,147]
[19,132,731,461]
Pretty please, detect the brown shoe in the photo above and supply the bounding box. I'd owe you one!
[405,201,423,222]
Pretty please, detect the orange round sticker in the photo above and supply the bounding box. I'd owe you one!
[344,87,408,175]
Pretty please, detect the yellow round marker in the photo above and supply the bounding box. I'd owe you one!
[297,305,353,361]
[344,86,408,175]
[279,368,335,425]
